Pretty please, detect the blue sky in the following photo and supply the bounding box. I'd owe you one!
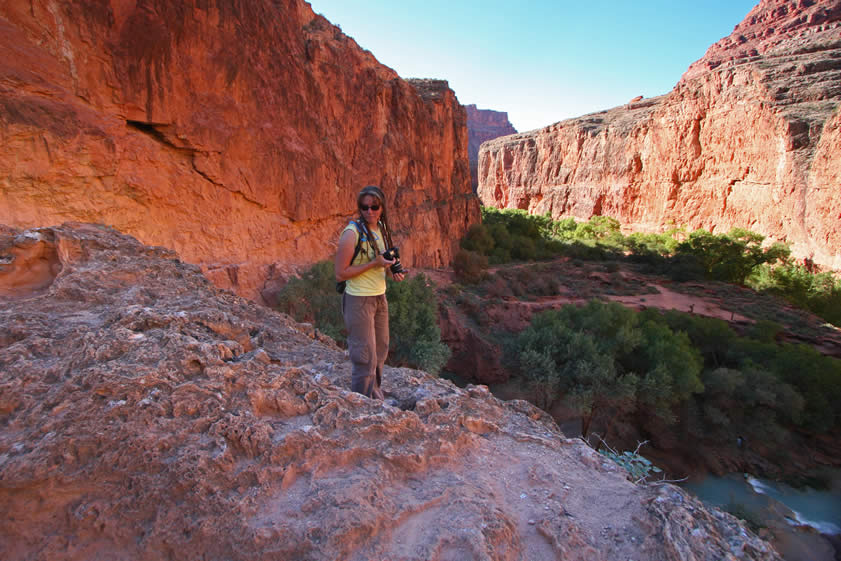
[306,0,759,132]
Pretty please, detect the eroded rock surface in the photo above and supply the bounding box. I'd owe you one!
[478,0,841,269]
[0,227,61,298]
[0,0,479,302]
[0,223,780,560]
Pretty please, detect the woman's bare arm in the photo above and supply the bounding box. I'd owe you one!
[334,229,394,281]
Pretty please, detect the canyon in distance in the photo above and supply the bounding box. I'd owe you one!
[2,0,841,560]
[478,0,841,271]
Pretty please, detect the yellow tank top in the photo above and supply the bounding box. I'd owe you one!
[343,222,386,296]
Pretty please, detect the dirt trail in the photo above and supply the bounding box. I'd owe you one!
[420,266,750,324]
[608,283,750,322]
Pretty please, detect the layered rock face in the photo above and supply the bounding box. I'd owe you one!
[478,0,841,269]
[466,104,517,191]
[0,222,780,560]
[0,0,479,302]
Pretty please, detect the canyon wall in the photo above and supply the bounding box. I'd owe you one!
[465,104,517,191]
[0,0,479,301]
[478,0,841,269]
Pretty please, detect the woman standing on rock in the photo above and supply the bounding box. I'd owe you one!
[334,185,405,399]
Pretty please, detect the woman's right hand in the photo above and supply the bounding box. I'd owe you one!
[374,253,395,269]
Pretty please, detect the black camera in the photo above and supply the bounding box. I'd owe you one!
[382,247,406,275]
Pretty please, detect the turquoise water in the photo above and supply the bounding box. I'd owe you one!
[683,471,841,536]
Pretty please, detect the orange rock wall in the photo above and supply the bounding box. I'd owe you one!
[465,104,517,191]
[478,0,841,269]
[0,0,479,300]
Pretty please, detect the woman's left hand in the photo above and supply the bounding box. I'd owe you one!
[392,272,405,282]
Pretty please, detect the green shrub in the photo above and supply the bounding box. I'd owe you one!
[540,238,567,257]
[673,228,790,285]
[489,247,511,264]
[574,216,621,241]
[387,274,451,374]
[625,232,678,257]
[464,208,837,327]
[460,223,495,254]
[467,210,797,287]
[749,263,841,327]
[453,249,488,284]
[666,253,706,282]
[275,260,345,342]
[554,240,610,261]
[482,207,545,240]
[657,310,840,434]
[512,301,703,437]
[551,217,578,240]
[599,448,662,484]
[510,301,841,450]
[484,222,514,264]
[275,262,450,374]
[510,234,537,260]
[747,319,783,343]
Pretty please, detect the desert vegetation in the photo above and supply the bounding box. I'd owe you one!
[510,301,841,459]
[456,208,841,327]
[274,262,450,374]
[449,208,841,478]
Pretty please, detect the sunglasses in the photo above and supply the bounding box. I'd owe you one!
[359,204,380,211]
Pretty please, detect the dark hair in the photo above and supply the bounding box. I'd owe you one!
[356,185,395,253]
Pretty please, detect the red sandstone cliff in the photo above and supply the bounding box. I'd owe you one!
[478,0,841,269]
[0,0,479,301]
[465,104,517,192]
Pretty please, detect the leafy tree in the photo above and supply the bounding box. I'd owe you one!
[486,222,513,263]
[551,217,578,240]
[674,228,790,284]
[749,263,841,327]
[513,301,703,438]
[757,342,841,432]
[574,216,621,241]
[515,311,636,430]
[654,310,735,368]
[747,319,784,343]
[660,311,839,435]
[387,273,451,374]
[625,232,678,265]
[632,319,703,423]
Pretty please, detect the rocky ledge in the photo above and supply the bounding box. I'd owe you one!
[0,223,779,560]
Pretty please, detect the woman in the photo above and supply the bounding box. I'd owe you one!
[334,185,405,398]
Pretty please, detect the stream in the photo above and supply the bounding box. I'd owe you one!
[683,470,841,561]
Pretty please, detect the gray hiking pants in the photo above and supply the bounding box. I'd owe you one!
[342,293,389,399]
